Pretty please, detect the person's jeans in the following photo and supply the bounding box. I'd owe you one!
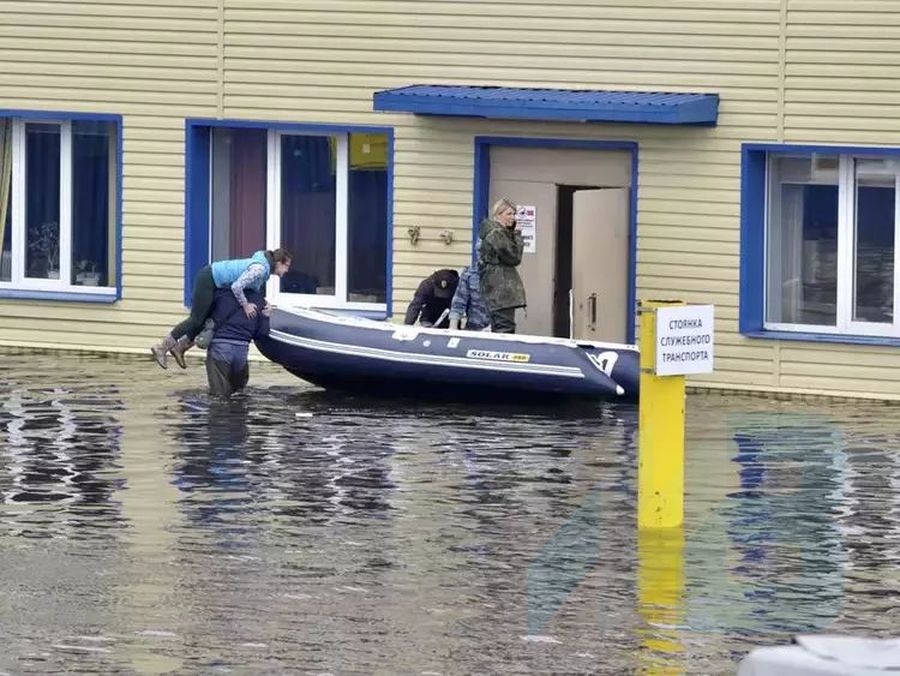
[172,265,217,341]
[206,340,250,397]
[490,307,517,334]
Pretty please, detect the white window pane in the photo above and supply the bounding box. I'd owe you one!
[279,134,336,295]
[71,120,115,287]
[766,155,839,325]
[853,159,895,324]
[25,122,61,280]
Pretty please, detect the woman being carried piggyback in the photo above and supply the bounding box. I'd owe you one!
[150,248,292,369]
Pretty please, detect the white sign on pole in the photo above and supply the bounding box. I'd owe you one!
[516,205,536,253]
[655,305,715,376]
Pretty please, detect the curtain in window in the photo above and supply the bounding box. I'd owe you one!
[228,129,267,258]
[72,121,111,286]
[780,184,804,323]
[347,169,387,302]
[280,135,336,294]
[25,123,61,279]
[0,119,12,282]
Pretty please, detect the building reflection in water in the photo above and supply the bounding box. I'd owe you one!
[682,409,848,655]
[0,381,125,539]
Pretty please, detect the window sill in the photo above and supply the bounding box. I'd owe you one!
[0,288,119,304]
[743,329,900,348]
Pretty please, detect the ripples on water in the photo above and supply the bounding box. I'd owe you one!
[0,350,898,673]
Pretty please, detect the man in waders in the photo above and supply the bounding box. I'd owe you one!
[205,287,271,397]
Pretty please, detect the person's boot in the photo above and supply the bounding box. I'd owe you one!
[150,334,176,369]
[168,335,194,370]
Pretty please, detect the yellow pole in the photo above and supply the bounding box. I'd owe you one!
[638,299,686,529]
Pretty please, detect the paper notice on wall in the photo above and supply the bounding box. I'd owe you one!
[516,205,536,254]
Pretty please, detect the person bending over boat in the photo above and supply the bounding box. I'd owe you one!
[150,248,292,370]
[205,287,271,397]
[479,198,526,333]
[404,268,459,329]
[448,265,491,331]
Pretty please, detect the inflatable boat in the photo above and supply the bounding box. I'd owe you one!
[255,307,640,403]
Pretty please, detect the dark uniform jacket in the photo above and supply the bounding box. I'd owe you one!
[404,269,460,328]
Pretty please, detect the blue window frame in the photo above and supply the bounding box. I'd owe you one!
[185,119,394,318]
[741,143,900,345]
[0,110,122,303]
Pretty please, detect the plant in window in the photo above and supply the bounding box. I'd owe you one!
[75,259,100,286]
[27,220,59,277]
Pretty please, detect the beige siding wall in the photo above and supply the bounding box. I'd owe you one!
[0,0,219,351]
[1,0,899,398]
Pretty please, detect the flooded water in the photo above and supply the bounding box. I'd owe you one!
[1,349,898,674]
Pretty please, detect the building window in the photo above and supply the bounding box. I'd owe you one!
[0,115,119,298]
[742,145,900,340]
[196,123,390,311]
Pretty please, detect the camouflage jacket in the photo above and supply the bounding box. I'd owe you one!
[478,218,526,311]
[448,266,491,330]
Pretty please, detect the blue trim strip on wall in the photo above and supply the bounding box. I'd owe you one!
[0,289,117,304]
[741,141,900,347]
[184,121,210,307]
[473,136,640,344]
[184,118,395,312]
[471,141,490,262]
[115,116,124,300]
[0,107,124,303]
[739,146,767,334]
[384,130,395,317]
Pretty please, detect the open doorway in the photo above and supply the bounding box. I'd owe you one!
[485,143,634,341]
[553,185,596,338]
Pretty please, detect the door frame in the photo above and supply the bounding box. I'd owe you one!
[473,136,639,343]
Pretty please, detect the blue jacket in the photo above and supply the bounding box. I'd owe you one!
[210,250,270,290]
[209,288,270,344]
[449,266,491,330]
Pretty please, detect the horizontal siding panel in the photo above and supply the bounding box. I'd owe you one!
[639,277,737,295]
[0,84,215,104]
[0,96,214,116]
[0,37,215,58]
[0,61,217,83]
[225,35,776,66]
[780,375,900,396]
[638,251,738,268]
[0,12,214,31]
[0,1,215,18]
[0,25,217,44]
[781,344,900,367]
[223,22,777,50]
[0,73,216,95]
[226,6,779,30]
[224,45,779,77]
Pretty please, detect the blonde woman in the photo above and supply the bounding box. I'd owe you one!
[478,198,526,333]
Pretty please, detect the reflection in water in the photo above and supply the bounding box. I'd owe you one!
[1,353,899,673]
[725,412,846,634]
[0,379,124,538]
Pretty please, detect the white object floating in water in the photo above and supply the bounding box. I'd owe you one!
[137,630,178,638]
[295,412,313,418]
[520,635,562,644]
[738,635,900,675]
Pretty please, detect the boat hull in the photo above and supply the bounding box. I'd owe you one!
[255,308,640,403]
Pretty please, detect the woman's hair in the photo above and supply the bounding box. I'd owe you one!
[490,198,516,220]
[265,248,293,272]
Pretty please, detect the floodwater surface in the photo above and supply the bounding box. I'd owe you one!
[0,350,898,674]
